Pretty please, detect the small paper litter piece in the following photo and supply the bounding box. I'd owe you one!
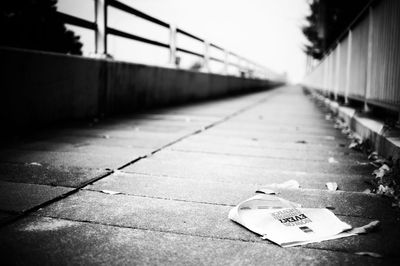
[100,190,122,195]
[229,194,372,247]
[328,157,339,164]
[326,182,338,191]
[28,162,42,166]
[354,252,383,258]
[347,220,380,235]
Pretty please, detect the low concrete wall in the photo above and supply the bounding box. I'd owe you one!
[304,87,400,161]
[0,47,278,133]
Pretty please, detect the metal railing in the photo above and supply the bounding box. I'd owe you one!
[57,0,278,80]
[303,0,400,115]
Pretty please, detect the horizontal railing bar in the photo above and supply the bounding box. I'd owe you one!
[209,57,224,63]
[57,12,97,30]
[176,28,204,43]
[210,43,224,51]
[107,27,170,48]
[176,47,203,58]
[228,62,240,68]
[56,1,272,77]
[108,0,169,28]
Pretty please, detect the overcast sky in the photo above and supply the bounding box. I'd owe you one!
[58,0,310,82]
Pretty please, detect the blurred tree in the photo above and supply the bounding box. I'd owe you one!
[0,0,82,55]
[303,0,370,60]
[302,0,324,59]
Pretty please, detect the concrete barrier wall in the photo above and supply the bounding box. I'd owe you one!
[0,47,277,132]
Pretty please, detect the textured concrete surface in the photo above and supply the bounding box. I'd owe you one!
[0,162,110,187]
[1,216,387,266]
[0,181,72,213]
[1,86,399,265]
[86,172,395,219]
[307,89,400,161]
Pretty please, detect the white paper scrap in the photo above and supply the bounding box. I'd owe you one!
[229,194,354,247]
[326,182,338,191]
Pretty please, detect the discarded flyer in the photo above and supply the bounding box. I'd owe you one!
[229,194,357,247]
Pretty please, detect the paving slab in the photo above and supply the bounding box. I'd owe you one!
[170,141,368,162]
[36,190,400,258]
[123,161,371,191]
[0,162,110,187]
[124,153,374,179]
[0,148,150,170]
[153,150,373,174]
[203,129,351,146]
[27,127,192,145]
[1,216,387,265]
[29,134,183,149]
[0,181,73,213]
[213,122,347,136]
[166,145,368,163]
[184,133,352,150]
[88,172,398,219]
[205,126,347,139]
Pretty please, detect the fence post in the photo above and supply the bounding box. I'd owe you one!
[345,30,352,104]
[95,0,107,55]
[169,24,177,66]
[365,6,374,112]
[335,43,340,100]
[327,53,331,97]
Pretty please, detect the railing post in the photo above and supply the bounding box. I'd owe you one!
[335,43,340,101]
[203,41,210,72]
[365,6,374,112]
[345,30,352,104]
[169,24,177,66]
[95,0,108,55]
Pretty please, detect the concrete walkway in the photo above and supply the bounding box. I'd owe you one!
[0,86,399,265]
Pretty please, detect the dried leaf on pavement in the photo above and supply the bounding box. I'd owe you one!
[349,220,380,234]
[368,151,379,161]
[373,164,390,179]
[376,184,395,197]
